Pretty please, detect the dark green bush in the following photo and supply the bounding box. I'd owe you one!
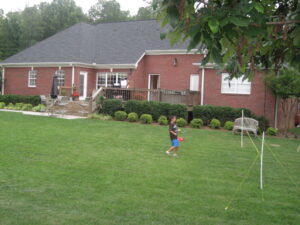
[140,114,153,124]
[158,115,168,125]
[224,121,234,130]
[266,127,277,136]
[101,99,123,116]
[190,118,203,128]
[0,95,41,106]
[127,112,138,122]
[210,118,221,129]
[21,104,33,111]
[252,115,269,131]
[169,104,188,120]
[192,105,268,130]
[114,111,127,121]
[124,100,187,121]
[176,118,187,127]
[0,102,6,109]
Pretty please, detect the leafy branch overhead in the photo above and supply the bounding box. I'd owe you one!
[154,0,300,78]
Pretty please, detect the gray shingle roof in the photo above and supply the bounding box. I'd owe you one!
[1,20,188,65]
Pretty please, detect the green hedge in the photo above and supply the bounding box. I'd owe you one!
[124,100,187,121]
[101,99,123,116]
[0,95,41,106]
[193,105,268,130]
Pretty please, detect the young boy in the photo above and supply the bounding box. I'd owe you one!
[166,116,179,157]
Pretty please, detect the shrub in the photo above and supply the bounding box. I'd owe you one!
[21,104,33,111]
[140,114,153,124]
[210,118,221,129]
[88,114,112,120]
[266,127,277,136]
[169,104,188,120]
[0,95,41,106]
[0,102,6,109]
[32,104,46,112]
[127,112,138,122]
[224,121,234,130]
[176,118,187,127]
[124,100,187,121]
[15,103,24,110]
[101,99,123,116]
[114,111,127,121]
[192,105,268,130]
[5,103,15,110]
[190,118,203,128]
[158,115,168,125]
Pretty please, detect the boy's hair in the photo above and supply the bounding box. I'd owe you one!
[169,115,176,122]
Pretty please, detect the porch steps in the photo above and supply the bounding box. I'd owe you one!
[50,101,91,117]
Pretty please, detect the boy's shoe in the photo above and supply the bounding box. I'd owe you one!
[166,151,171,156]
[173,154,178,157]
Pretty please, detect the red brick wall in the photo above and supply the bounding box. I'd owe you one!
[203,69,276,126]
[4,67,72,96]
[130,54,203,89]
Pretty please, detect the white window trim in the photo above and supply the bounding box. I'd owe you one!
[28,70,37,88]
[56,70,65,87]
[221,73,251,95]
[96,72,128,89]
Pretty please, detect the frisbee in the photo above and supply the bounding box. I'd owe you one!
[178,137,184,142]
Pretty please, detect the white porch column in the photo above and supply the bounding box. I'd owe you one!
[1,67,5,95]
[201,66,205,105]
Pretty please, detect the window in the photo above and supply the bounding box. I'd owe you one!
[28,70,37,87]
[96,72,128,89]
[190,74,199,91]
[55,70,65,86]
[221,73,251,94]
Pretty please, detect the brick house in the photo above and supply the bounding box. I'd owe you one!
[0,20,293,128]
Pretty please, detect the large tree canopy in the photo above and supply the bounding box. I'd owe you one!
[154,0,300,78]
[88,0,130,23]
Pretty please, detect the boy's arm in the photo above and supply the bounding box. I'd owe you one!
[170,130,177,136]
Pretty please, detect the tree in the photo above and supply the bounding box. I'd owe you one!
[19,6,44,49]
[134,6,155,20]
[154,0,300,79]
[88,0,130,23]
[0,12,22,59]
[39,0,87,38]
[266,68,300,131]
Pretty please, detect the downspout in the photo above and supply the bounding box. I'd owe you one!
[201,66,205,105]
[71,65,75,94]
[1,66,5,95]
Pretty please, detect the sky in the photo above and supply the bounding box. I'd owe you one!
[0,0,149,15]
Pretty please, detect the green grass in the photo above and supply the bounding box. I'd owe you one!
[289,127,300,135]
[0,111,299,225]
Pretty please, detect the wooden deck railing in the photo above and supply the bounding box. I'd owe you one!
[98,87,200,106]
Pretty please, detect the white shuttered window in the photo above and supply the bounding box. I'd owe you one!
[221,73,251,94]
[190,74,199,91]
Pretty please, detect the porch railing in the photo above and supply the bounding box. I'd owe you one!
[98,87,200,106]
[59,86,74,97]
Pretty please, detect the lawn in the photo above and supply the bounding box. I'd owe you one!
[0,111,299,225]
